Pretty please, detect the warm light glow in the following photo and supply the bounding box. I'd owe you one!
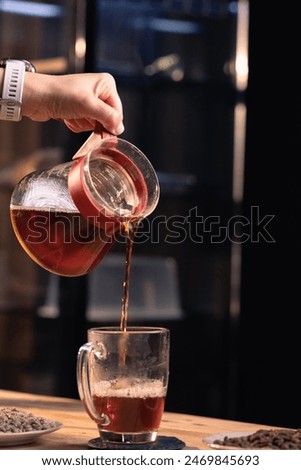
[230,101,247,321]
[232,102,247,204]
[230,0,250,321]
[171,68,184,81]
[230,243,242,319]
[236,52,248,88]
[75,37,86,60]
[235,0,249,91]
[145,54,180,76]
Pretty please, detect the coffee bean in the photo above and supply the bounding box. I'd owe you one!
[214,429,301,449]
[0,407,58,433]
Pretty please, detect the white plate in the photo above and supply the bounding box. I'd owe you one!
[0,421,63,447]
[203,431,254,449]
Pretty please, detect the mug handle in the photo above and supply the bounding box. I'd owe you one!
[76,343,110,426]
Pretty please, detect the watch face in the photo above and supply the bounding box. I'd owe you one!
[0,58,36,73]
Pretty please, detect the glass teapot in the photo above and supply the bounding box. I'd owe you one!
[10,131,160,277]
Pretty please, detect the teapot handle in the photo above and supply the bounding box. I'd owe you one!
[72,122,113,160]
[72,130,103,161]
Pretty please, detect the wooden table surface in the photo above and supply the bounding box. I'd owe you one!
[0,389,280,450]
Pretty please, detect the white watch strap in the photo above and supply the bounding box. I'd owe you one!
[0,60,26,121]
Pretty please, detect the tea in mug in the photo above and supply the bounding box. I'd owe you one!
[92,378,165,433]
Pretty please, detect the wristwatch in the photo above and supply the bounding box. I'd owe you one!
[0,58,36,122]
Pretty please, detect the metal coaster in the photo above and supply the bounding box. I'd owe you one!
[88,435,186,450]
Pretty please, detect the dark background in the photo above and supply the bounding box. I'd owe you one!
[238,3,300,427]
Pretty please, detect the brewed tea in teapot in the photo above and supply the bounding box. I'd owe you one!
[10,133,159,277]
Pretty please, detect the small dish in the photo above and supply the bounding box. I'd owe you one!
[0,421,63,447]
[203,431,253,449]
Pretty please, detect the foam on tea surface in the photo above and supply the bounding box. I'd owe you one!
[93,378,166,398]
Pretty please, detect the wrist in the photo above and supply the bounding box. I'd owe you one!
[22,72,54,121]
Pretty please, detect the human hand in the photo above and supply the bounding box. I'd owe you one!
[22,72,124,135]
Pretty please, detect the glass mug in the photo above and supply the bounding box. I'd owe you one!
[77,327,170,445]
[10,131,160,277]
